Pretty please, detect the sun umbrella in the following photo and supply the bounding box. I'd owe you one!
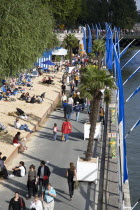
[41,60,55,65]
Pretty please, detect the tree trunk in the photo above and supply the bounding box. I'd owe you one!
[97,53,101,70]
[70,47,72,65]
[85,91,102,161]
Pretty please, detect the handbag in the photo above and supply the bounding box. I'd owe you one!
[61,134,65,141]
[74,180,80,189]
[43,176,48,180]
[20,197,25,210]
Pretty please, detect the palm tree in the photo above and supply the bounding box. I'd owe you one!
[62,34,79,65]
[79,65,116,161]
[93,39,105,69]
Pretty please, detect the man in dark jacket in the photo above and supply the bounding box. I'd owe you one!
[37,160,51,197]
[65,104,72,120]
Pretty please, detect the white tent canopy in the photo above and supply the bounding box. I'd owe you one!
[52,47,67,56]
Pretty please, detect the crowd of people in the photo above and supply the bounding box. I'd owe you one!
[0,56,105,210]
[3,157,77,210]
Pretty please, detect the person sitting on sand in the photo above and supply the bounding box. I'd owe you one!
[42,77,47,83]
[30,95,36,104]
[19,93,26,100]
[36,96,43,104]
[14,119,33,133]
[0,123,8,133]
[25,92,31,102]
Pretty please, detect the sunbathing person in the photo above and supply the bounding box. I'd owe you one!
[36,96,43,103]
[25,92,31,102]
[0,123,8,133]
[19,93,26,100]
[42,77,47,83]
[30,95,36,104]
[14,119,33,133]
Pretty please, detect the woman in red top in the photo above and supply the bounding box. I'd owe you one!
[61,119,72,142]
[13,132,24,152]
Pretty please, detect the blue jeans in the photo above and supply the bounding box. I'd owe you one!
[64,134,69,141]
[19,124,31,132]
[53,132,57,140]
[87,104,90,113]
[66,113,71,120]
[76,112,79,121]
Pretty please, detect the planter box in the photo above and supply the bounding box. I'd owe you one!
[77,157,98,182]
[84,122,101,140]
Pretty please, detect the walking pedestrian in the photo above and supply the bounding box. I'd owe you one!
[65,104,72,120]
[61,82,66,95]
[68,95,74,112]
[63,100,68,118]
[87,99,91,114]
[66,162,77,200]
[61,119,72,142]
[27,164,37,200]
[37,161,51,197]
[99,107,104,124]
[9,192,26,210]
[42,183,56,210]
[52,123,58,141]
[30,195,43,210]
[74,75,79,87]
[74,102,81,121]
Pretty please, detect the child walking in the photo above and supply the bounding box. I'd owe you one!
[53,123,58,141]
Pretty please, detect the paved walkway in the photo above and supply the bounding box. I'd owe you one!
[0,108,96,210]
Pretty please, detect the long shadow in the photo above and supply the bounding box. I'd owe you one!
[55,188,69,200]
[0,182,26,197]
[48,163,66,178]
[80,182,94,209]
[20,153,41,162]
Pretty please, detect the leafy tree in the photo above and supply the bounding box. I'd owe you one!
[0,0,56,76]
[79,66,116,161]
[108,0,137,28]
[47,0,82,27]
[62,34,79,64]
[92,39,105,69]
[77,0,137,29]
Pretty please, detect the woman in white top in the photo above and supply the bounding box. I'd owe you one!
[30,195,43,210]
[61,93,67,102]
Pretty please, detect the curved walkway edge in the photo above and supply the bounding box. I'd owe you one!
[5,92,61,168]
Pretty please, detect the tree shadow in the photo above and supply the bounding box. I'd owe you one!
[0,132,13,144]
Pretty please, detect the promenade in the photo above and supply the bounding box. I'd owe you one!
[0,107,96,210]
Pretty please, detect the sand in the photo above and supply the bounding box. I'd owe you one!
[0,72,63,158]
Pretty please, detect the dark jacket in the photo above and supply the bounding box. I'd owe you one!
[65,104,72,114]
[37,165,51,179]
[9,197,26,210]
[37,165,51,186]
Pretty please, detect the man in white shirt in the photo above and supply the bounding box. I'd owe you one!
[14,119,33,133]
[11,161,26,177]
[68,95,74,112]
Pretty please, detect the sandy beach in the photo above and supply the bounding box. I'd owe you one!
[0,72,63,158]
